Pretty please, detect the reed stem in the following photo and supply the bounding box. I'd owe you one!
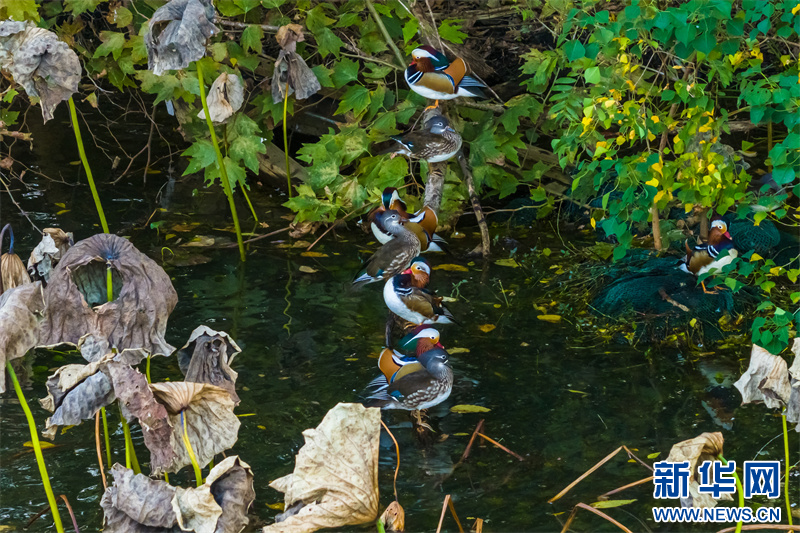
[719,455,743,533]
[67,97,108,234]
[181,412,203,487]
[101,407,111,468]
[196,61,246,261]
[119,405,140,475]
[283,81,292,198]
[7,363,64,533]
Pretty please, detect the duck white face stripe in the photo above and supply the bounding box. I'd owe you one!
[711,219,727,231]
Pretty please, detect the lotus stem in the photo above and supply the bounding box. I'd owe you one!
[119,405,140,475]
[283,81,292,198]
[106,262,113,302]
[101,407,111,468]
[719,455,743,533]
[240,184,258,223]
[145,355,151,383]
[196,61,246,262]
[67,97,108,234]
[181,411,203,487]
[783,411,793,525]
[6,362,65,533]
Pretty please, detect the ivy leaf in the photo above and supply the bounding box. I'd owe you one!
[0,0,40,21]
[305,5,336,32]
[331,58,359,88]
[438,19,467,44]
[230,133,266,173]
[64,0,103,16]
[402,18,419,43]
[241,25,263,54]
[135,71,181,105]
[312,65,334,88]
[182,140,217,175]
[335,85,371,118]
[94,31,126,61]
[204,156,247,190]
[314,27,344,58]
[109,5,132,28]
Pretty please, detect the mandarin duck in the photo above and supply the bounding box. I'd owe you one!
[369,187,446,253]
[366,347,453,411]
[353,210,421,289]
[384,257,456,326]
[405,46,485,108]
[375,327,444,385]
[679,218,738,292]
[384,115,462,163]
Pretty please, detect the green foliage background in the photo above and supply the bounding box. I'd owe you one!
[0,0,798,352]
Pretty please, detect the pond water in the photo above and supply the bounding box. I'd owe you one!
[0,104,790,532]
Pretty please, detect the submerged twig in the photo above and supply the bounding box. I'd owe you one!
[379,419,400,502]
[597,476,653,500]
[476,432,524,461]
[559,502,633,533]
[435,495,464,533]
[457,419,485,465]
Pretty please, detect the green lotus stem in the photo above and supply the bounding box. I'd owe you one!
[101,407,111,468]
[6,363,64,533]
[782,411,793,525]
[240,184,258,223]
[181,412,203,487]
[145,355,151,384]
[283,81,292,198]
[68,97,108,234]
[164,472,169,483]
[119,406,140,475]
[196,61,246,262]
[106,263,113,302]
[719,455,743,533]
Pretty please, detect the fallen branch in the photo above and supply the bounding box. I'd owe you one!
[658,288,690,312]
[435,495,464,533]
[597,475,654,500]
[477,432,524,461]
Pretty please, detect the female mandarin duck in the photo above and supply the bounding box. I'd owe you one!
[367,347,453,411]
[405,45,485,108]
[353,210,421,289]
[384,257,456,326]
[369,187,446,252]
[679,218,738,292]
[385,115,462,163]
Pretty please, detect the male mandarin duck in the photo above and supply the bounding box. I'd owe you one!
[366,347,453,411]
[398,326,444,352]
[376,327,444,385]
[384,257,456,326]
[405,45,485,108]
[679,218,738,292]
[353,210,421,289]
[369,187,446,252]
[385,115,462,163]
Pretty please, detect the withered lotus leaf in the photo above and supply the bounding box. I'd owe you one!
[146,0,218,76]
[39,349,150,439]
[39,233,177,359]
[0,21,81,122]
[783,339,800,430]
[271,24,321,104]
[379,501,405,532]
[101,464,179,532]
[150,382,240,474]
[666,432,732,508]
[263,403,380,533]
[733,344,791,410]
[102,457,254,533]
[28,228,73,284]
[177,325,241,403]
[198,72,244,123]
[1,253,31,293]
[0,282,44,393]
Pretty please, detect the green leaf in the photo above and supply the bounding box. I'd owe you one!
[110,5,132,27]
[204,156,247,190]
[563,40,585,61]
[306,5,336,32]
[500,95,542,135]
[335,85,371,118]
[94,31,126,61]
[584,66,601,84]
[229,115,267,173]
[241,25,263,54]
[64,0,103,16]
[314,27,344,58]
[0,0,40,21]
[135,71,182,105]
[331,58,359,88]
[182,140,217,175]
[438,19,467,44]
[402,18,419,43]
[312,65,334,88]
